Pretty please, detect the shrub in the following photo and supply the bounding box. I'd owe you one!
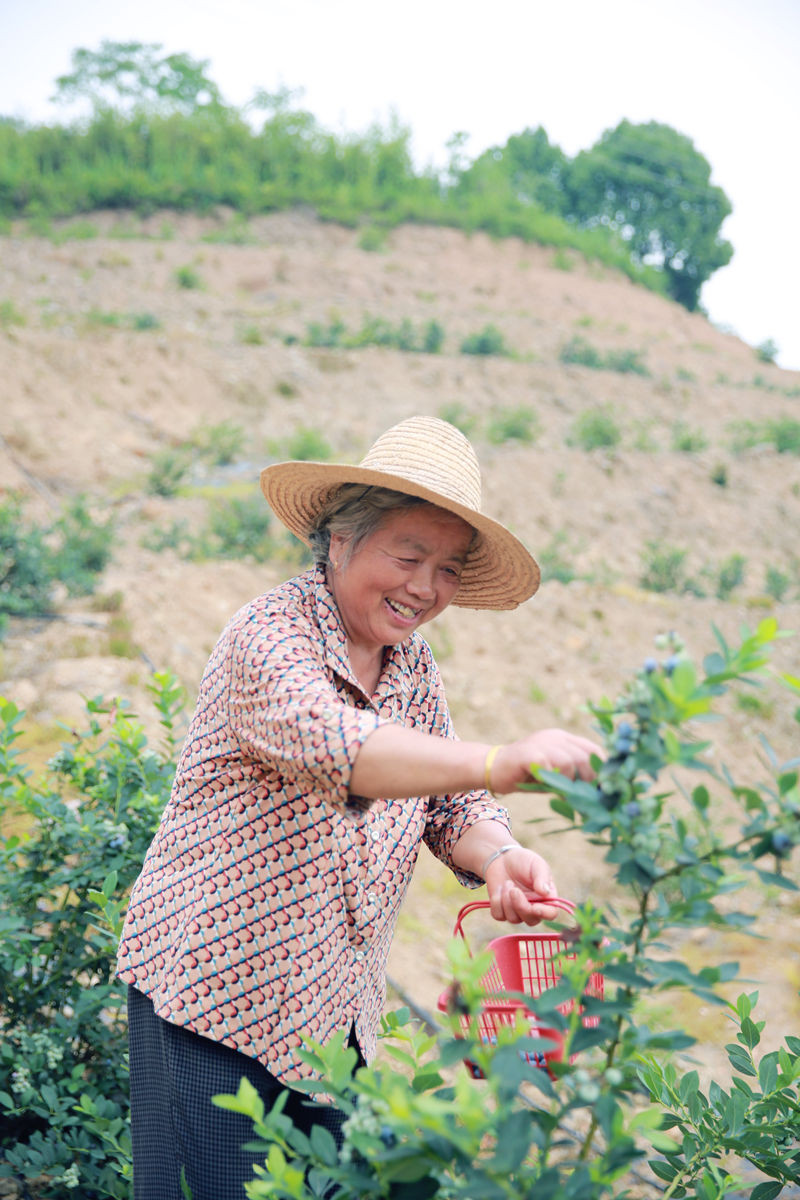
[765,563,798,603]
[0,299,25,327]
[756,337,779,364]
[50,497,115,597]
[537,529,579,583]
[303,315,445,354]
[357,225,388,252]
[486,405,539,445]
[173,264,202,290]
[130,311,161,331]
[222,620,800,1200]
[671,421,709,453]
[715,552,746,600]
[285,427,333,462]
[0,496,113,638]
[237,323,264,345]
[728,417,800,455]
[560,334,602,368]
[145,447,193,496]
[559,336,649,376]
[0,677,183,1199]
[198,496,274,560]
[0,497,54,632]
[437,402,476,437]
[640,541,691,594]
[769,416,800,455]
[567,406,622,451]
[190,420,245,467]
[602,347,650,376]
[420,319,445,354]
[304,319,346,348]
[459,323,511,356]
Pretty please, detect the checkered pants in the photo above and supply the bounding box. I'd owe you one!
[127,986,359,1200]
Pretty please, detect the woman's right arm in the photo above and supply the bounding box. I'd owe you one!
[348,724,602,801]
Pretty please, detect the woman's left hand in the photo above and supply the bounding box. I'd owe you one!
[484,844,561,925]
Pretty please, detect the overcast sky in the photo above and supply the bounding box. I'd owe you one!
[2,0,798,369]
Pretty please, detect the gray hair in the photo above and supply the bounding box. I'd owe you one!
[309,484,470,567]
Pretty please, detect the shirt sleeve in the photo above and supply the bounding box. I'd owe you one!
[225,604,388,814]
[415,643,512,886]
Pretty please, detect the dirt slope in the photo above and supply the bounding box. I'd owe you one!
[1,210,798,1073]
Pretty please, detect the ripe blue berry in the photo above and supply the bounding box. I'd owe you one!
[379,1126,397,1148]
[771,831,793,857]
[643,657,658,674]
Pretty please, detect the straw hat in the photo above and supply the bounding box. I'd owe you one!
[260,415,540,610]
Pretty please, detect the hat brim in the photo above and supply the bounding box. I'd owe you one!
[261,461,540,610]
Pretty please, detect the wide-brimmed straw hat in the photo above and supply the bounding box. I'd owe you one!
[260,415,540,610]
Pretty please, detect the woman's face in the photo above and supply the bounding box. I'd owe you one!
[328,505,474,658]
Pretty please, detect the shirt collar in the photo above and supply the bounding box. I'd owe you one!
[313,564,413,701]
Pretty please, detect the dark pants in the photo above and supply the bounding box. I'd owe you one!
[127,986,362,1200]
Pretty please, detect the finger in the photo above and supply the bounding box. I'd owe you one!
[506,886,560,926]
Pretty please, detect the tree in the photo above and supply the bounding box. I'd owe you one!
[51,40,223,115]
[453,125,568,213]
[565,120,733,310]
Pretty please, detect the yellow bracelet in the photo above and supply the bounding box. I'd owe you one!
[484,744,502,798]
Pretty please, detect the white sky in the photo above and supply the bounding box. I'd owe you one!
[2,0,798,369]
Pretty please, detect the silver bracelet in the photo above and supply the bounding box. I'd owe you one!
[480,843,517,879]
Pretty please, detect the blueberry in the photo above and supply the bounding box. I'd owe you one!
[379,1126,397,1148]
[664,655,680,676]
[771,831,793,858]
[643,658,658,674]
[617,721,634,738]
[623,801,641,818]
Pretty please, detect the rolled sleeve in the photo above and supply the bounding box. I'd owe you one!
[416,648,511,885]
[423,792,511,886]
[227,609,387,813]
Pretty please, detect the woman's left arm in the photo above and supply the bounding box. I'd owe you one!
[450,820,560,926]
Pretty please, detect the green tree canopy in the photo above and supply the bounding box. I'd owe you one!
[455,125,569,213]
[52,40,223,115]
[565,120,733,309]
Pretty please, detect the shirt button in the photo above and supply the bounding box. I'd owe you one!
[366,891,378,905]
[369,824,383,842]
[354,950,365,961]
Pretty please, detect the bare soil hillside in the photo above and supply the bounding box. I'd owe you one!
[1,210,799,1075]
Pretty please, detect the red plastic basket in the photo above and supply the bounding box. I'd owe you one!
[437,898,604,1078]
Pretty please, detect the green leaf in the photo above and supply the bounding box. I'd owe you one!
[211,1076,265,1123]
[649,1158,679,1182]
[490,1109,533,1172]
[101,870,118,899]
[758,1052,778,1094]
[751,1183,783,1200]
[309,1123,339,1166]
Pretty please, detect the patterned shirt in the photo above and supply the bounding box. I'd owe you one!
[117,565,510,1086]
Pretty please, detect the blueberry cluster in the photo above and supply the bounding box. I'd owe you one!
[340,1093,393,1163]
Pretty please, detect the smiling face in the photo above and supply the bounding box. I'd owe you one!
[328,504,474,665]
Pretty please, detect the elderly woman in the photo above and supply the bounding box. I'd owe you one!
[117,415,600,1200]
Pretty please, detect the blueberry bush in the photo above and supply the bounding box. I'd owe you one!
[0,495,114,640]
[220,619,799,1199]
[0,674,184,1198]
[0,621,798,1198]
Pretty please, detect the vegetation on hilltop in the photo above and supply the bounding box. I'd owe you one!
[1,41,732,310]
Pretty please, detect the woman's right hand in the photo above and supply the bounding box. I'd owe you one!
[487,729,603,795]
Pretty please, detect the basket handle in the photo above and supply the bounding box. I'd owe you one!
[452,896,577,942]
